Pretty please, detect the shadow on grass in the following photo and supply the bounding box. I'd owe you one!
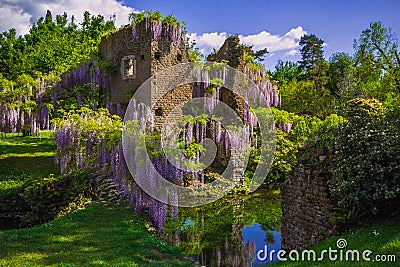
[0,156,58,179]
[0,205,195,267]
[0,131,58,185]
[0,132,56,155]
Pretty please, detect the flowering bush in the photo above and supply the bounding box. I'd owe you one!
[53,107,123,174]
[328,98,400,223]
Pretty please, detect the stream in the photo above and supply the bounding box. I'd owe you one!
[164,188,282,266]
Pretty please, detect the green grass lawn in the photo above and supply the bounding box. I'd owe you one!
[269,219,400,267]
[0,131,59,192]
[0,204,195,267]
[0,132,194,266]
[1,132,399,267]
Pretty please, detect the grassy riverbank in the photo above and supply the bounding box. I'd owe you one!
[0,204,194,267]
[0,132,194,267]
[270,219,400,266]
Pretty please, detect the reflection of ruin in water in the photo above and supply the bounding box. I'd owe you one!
[165,189,281,267]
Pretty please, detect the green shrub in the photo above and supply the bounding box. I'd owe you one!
[22,170,94,224]
[328,98,400,224]
[254,108,345,185]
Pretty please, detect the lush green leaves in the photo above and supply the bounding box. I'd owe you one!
[278,80,333,116]
[354,21,400,93]
[328,99,400,224]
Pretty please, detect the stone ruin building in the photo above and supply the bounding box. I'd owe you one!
[97,20,278,186]
[98,21,276,126]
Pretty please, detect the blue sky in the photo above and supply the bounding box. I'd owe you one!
[1,0,399,70]
[128,0,400,69]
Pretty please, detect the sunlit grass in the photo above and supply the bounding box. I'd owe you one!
[0,132,193,266]
[0,131,59,191]
[0,205,194,267]
[270,220,400,266]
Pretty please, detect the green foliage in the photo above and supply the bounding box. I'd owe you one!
[22,171,93,224]
[242,44,269,62]
[129,10,186,29]
[270,60,301,86]
[0,10,114,80]
[207,77,224,94]
[354,21,400,94]
[187,47,205,62]
[298,33,328,88]
[328,98,400,225]
[278,80,334,116]
[327,52,354,96]
[251,108,345,184]
[184,143,205,159]
[186,38,205,62]
[267,129,300,183]
[53,108,122,173]
[95,59,118,74]
[0,10,115,134]
[345,98,386,121]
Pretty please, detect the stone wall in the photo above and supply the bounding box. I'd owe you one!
[207,36,249,125]
[0,172,94,230]
[99,24,152,105]
[207,35,246,71]
[98,22,191,129]
[280,141,338,251]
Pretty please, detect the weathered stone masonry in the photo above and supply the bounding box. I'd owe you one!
[280,141,338,251]
[98,22,192,128]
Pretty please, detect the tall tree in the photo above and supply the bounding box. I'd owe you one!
[327,52,354,96]
[270,60,300,86]
[298,34,327,89]
[353,21,400,93]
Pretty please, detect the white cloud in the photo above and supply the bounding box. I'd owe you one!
[187,32,228,56]
[284,49,298,56]
[0,0,136,35]
[189,26,307,58]
[0,6,32,35]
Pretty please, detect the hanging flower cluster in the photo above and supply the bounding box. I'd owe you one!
[123,102,180,233]
[176,115,209,188]
[0,76,52,135]
[129,155,181,233]
[53,63,109,110]
[130,12,184,44]
[243,63,281,108]
[191,62,278,150]
[53,108,123,174]
[53,103,181,233]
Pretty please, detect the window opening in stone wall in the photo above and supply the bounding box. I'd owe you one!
[141,55,145,60]
[155,107,163,116]
[177,54,182,62]
[121,55,136,79]
[154,52,161,60]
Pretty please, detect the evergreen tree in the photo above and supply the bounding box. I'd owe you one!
[298,34,327,89]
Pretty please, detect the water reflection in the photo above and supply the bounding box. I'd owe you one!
[164,189,281,267]
[242,223,281,266]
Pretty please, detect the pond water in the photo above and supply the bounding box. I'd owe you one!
[164,188,282,267]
